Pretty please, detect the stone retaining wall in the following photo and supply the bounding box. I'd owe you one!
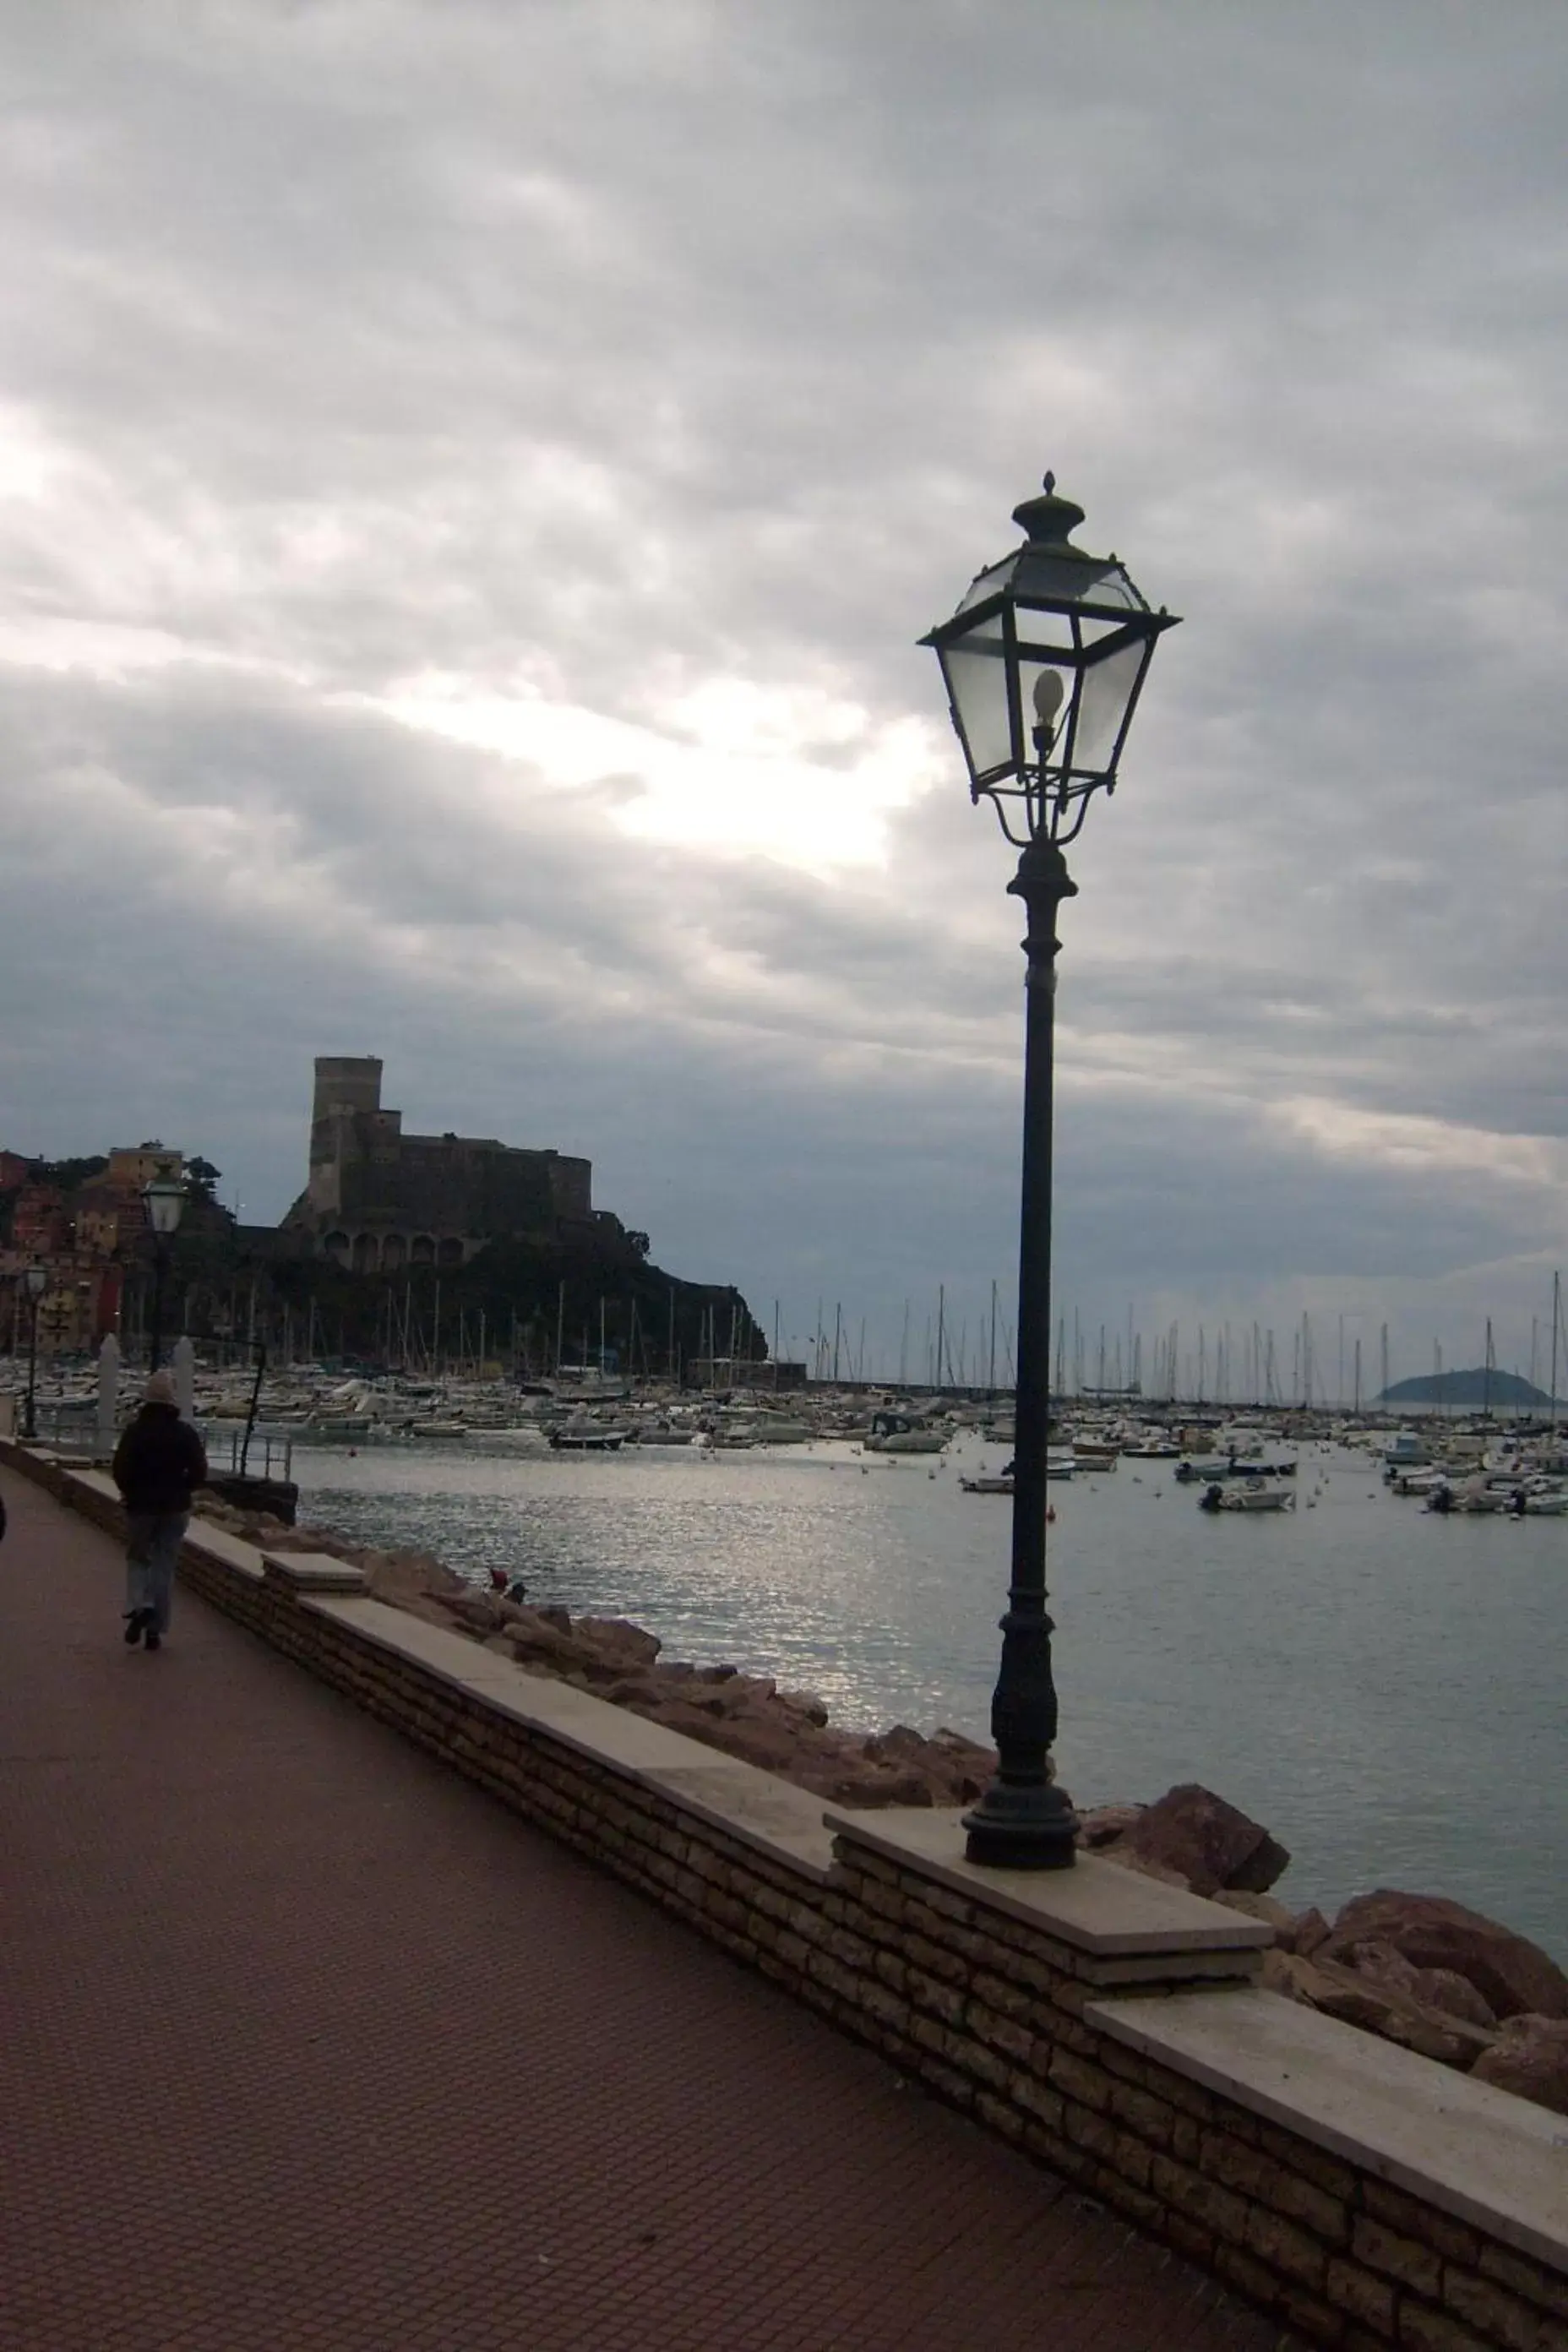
[7,1437,1565,2352]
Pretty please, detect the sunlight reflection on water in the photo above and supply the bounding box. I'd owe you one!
[293,1436,1565,1957]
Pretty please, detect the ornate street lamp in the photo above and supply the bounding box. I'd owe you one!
[142,1174,186,1373]
[22,1264,47,1440]
[921,473,1179,1869]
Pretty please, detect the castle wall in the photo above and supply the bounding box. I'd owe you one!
[293,1057,593,1261]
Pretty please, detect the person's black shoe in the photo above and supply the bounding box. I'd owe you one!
[144,1627,162,1652]
[123,1610,147,1647]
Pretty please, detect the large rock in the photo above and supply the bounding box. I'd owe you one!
[1266,1950,1495,2072]
[931,1727,994,1776]
[1320,1892,1568,2023]
[1113,1783,1290,1897]
[1076,1803,1146,1851]
[1212,1890,1297,1936]
[574,1617,663,1671]
[1470,2016,1568,2116]
[775,1688,830,1730]
[443,1589,510,1636]
[1407,1968,1497,2032]
[505,1609,604,1676]
[1288,1908,1331,1959]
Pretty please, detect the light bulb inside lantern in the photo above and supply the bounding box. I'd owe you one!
[1032,668,1065,750]
[1032,671,1064,725]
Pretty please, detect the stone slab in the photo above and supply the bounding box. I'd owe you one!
[299,1595,812,1800]
[301,1594,533,1685]
[68,1467,121,1503]
[183,1522,267,1582]
[825,1807,1274,1958]
[1090,1987,1568,2275]
[643,1761,836,1878]
[262,1549,367,1594]
[1084,1948,1264,1989]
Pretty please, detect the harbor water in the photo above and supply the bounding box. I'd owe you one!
[293,1434,1566,1962]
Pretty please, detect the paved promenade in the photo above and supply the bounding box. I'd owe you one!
[1,1468,1298,2351]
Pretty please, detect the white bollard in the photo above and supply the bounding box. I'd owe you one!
[172,1333,196,1423]
[96,1332,121,1461]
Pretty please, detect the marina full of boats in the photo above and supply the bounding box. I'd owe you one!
[1379,1427,1568,1516]
[6,1348,1566,1527]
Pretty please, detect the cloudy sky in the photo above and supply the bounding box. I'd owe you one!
[3,0,1566,1392]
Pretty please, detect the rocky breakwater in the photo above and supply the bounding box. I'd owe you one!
[196,1497,997,1808]
[1081,1787,1568,2117]
[195,1495,1568,2117]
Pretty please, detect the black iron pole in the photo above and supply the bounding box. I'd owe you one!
[150,1242,168,1373]
[963,833,1081,1869]
[24,1294,41,1440]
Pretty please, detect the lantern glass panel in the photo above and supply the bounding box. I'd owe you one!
[955,558,1015,616]
[1070,637,1147,774]
[942,639,1013,782]
[144,1181,185,1237]
[1010,547,1141,612]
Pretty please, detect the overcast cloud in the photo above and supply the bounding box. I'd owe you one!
[3,0,1566,1390]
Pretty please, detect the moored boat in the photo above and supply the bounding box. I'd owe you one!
[864,1412,947,1456]
[1200,1479,1296,1513]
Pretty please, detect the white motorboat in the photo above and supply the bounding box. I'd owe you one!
[1071,1440,1119,1470]
[548,1420,629,1451]
[1199,1479,1295,1513]
[864,1412,947,1456]
[481,1425,552,1455]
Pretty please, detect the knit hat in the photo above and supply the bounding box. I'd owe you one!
[144,1369,177,1405]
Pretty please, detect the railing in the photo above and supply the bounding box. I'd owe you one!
[214,1430,294,1481]
[10,1402,291,1484]
[27,1402,104,1458]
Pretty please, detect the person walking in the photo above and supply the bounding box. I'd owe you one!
[112,1369,207,1651]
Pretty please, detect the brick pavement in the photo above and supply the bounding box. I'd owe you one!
[0,1468,1301,2351]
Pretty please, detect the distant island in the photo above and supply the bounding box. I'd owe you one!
[1377,1369,1554,1409]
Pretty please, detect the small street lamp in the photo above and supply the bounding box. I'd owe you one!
[142,1174,186,1373]
[22,1265,47,1440]
[921,472,1179,1869]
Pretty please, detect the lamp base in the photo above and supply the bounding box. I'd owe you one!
[962,1778,1080,1871]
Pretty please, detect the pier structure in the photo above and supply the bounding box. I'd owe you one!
[4,1439,1565,2349]
[0,1462,1288,2351]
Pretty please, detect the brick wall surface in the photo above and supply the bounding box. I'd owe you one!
[9,1440,1565,2352]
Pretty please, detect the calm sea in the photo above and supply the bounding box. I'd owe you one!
[292,1435,1566,1963]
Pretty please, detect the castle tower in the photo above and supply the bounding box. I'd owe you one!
[308,1056,384,1217]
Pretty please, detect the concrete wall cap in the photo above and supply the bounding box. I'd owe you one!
[823,1807,1275,1957]
[261,1549,368,1594]
[1088,1986,1568,2277]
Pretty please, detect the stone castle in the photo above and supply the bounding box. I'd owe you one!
[282,1057,597,1272]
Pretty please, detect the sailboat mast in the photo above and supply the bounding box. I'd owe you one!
[1550,1271,1561,1442]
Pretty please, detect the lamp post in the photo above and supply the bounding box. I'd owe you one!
[22,1265,47,1440]
[142,1174,186,1372]
[921,472,1179,1869]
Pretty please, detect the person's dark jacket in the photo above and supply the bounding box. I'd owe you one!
[112,1404,208,1515]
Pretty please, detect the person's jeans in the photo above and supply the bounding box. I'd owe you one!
[124,1512,188,1636]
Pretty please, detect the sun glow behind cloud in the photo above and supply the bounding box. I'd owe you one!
[1274,1097,1568,1195]
[373,671,943,868]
